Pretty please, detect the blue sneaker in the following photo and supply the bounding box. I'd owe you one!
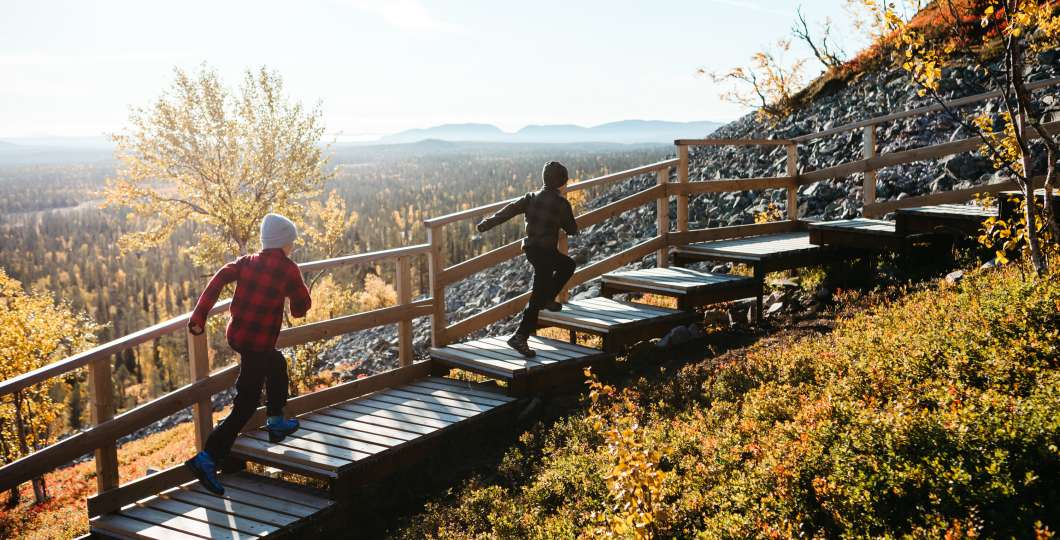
[184,451,224,495]
[266,416,299,443]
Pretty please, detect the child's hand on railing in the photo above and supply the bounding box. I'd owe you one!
[476,220,488,233]
[188,323,204,335]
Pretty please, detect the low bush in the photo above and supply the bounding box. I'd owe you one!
[393,261,1060,539]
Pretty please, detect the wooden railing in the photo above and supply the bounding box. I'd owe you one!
[0,243,431,508]
[2,75,1059,521]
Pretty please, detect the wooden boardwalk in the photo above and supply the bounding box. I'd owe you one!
[537,297,697,352]
[600,267,761,311]
[671,231,838,275]
[808,218,903,250]
[230,378,516,479]
[430,336,612,395]
[896,203,997,237]
[90,472,333,539]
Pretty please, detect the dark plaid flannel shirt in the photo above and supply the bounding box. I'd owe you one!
[189,248,311,353]
[478,187,579,249]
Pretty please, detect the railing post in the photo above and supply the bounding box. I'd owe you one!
[677,145,689,234]
[187,330,211,451]
[656,166,670,267]
[863,125,878,216]
[786,143,799,221]
[396,255,414,366]
[88,358,118,493]
[427,225,448,347]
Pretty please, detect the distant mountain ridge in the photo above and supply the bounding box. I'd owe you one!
[380,119,722,144]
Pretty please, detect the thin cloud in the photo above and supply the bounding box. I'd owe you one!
[342,0,462,33]
[0,51,188,66]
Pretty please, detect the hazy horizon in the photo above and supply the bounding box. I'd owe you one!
[2,0,865,139]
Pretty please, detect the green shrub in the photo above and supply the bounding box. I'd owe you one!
[394,262,1060,539]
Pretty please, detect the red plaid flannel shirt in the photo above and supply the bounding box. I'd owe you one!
[189,248,311,352]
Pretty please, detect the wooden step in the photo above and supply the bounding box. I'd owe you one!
[599,267,761,310]
[90,471,332,540]
[807,218,903,250]
[896,204,997,237]
[230,378,516,479]
[430,336,612,395]
[672,231,839,275]
[537,297,697,352]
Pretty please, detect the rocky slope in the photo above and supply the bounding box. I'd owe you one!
[320,52,1060,381]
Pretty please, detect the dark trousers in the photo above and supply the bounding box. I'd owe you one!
[204,349,289,461]
[515,246,577,337]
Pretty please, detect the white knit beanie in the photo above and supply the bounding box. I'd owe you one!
[260,213,298,250]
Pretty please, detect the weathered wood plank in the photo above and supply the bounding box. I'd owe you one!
[119,505,253,540]
[163,487,300,527]
[344,399,467,425]
[143,497,279,537]
[231,436,347,471]
[321,402,452,431]
[92,513,206,540]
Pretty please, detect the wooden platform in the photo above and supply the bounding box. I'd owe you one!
[537,297,698,353]
[230,378,516,480]
[808,218,904,250]
[430,336,612,396]
[91,471,333,539]
[896,204,997,237]
[671,232,836,276]
[599,267,761,311]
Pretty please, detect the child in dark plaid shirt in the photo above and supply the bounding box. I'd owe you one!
[477,161,579,357]
[184,213,311,495]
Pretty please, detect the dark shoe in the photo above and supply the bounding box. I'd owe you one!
[266,417,300,443]
[185,451,224,495]
[545,301,563,311]
[506,335,536,358]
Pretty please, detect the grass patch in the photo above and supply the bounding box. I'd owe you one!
[390,261,1060,538]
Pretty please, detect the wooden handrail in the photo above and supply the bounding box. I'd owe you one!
[422,159,677,227]
[668,177,796,195]
[0,245,431,400]
[675,138,794,146]
[798,120,1060,184]
[0,364,240,494]
[669,220,802,246]
[274,299,433,348]
[792,76,1060,143]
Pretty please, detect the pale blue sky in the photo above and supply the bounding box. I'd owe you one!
[1,0,864,139]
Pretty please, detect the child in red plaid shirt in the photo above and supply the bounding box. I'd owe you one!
[184,213,311,495]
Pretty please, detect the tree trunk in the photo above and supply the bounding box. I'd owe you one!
[1009,38,1048,275]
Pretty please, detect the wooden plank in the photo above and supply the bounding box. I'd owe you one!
[675,138,794,146]
[339,400,460,427]
[444,291,531,343]
[361,393,480,418]
[230,435,347,471]
[442,239,522,284]
[432,345,529,373]
[164,488,301,527]
[241,431,368,463]
[119,506,252,540]
[657,167,670,268]
[578,297,678,317]
[668,220,799,246]
[428,225,448,347]
[808,218,896,236]
[464,338,567,364]
[185,485,318,518]
[448,339,554,364]
[301,413,414,443]
[575,185,663,229]
[414,378,513,402]
[224,472,332,510]
[143,498,279,537]
[240,361,431,434]
[88,357,119,494]
[568,236,666,289]
[786,143,799,220]
[863,179,1026,216]
[400,382,509,407]
[396,256,414,367]
[297,243,431,273]
[282,421,399,452]
[92,513,206,540]
[88,464,194,518]
[378,388,493,413]
[187,331,212,452]
[677,145,689,233]
[863,125,878,213]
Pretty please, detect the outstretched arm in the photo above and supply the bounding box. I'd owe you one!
[189,260,240,333]
[476,194,530,232]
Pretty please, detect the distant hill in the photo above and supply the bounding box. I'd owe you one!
[379,120,722,144]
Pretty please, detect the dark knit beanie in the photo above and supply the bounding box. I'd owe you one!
[542,161,569,189]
